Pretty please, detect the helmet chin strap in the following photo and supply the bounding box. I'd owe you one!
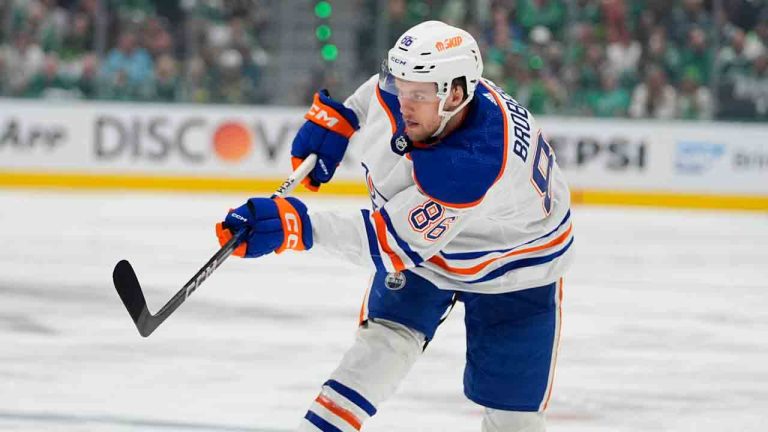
[431,94,473,138]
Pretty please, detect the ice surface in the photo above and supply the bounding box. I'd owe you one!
[0,190,766,431]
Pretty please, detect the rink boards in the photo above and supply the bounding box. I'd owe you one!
[0,99,766,210]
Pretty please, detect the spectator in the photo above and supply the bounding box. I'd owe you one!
[605,27,642,81]
[641,26,681,84]
[602,0,631,44]
[73,53,101,99]
[8,1,63,51]
[585,70,631,117]
[385,0,429,46]
[142,17,174,60]
[719,29,755,80]
[179,56,212,104]
[36,0,69,53]
[630,65,677,119]
[109,0,155,23]
[482,5,518,83]
[23,54,72,98]
[575,43,605,95]
[209,48,253,104]
[666,0,711,45]
[744,21,767,61]
[721,0,764,33]
[59,12,93,63]
[3,32,45,96]
[679,27,712,85]
[151,54,179,102]
[676,67,713,120]
[572,0,601,26]
[505,64,564,115]
[562,22,597,75]
[728,54,768,119]
[100,31,154,98]
[517,0,567,38]
[751,54,768,118]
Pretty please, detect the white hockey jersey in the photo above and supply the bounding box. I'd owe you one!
[309,75,573,294]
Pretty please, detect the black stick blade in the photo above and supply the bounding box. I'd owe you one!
[113,260,153,336]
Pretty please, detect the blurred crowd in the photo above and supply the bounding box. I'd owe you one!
[0,0,271,104]
[379,0,768,121]
[1,0,766,121]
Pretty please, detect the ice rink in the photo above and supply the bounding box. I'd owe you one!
[1,189,767,432]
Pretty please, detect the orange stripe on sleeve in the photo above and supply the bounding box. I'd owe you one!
[371,211,406,272]
[428,224,573,275]
[374,85,397,134]
[315,394,362,430]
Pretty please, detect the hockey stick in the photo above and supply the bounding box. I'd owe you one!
[112,154,318,337]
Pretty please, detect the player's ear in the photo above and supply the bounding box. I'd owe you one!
[451,85,464,104]
[447,78,467,109]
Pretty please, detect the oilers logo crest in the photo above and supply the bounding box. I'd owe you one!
[395,136,408,152]
[384,272,406,290]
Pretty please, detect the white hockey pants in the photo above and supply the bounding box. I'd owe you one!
[298,318,546,431]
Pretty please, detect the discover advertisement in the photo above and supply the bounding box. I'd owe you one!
[1,100,766,207]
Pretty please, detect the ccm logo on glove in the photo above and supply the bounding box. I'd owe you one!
[308,104,340,129]
[305,93,357,139]
[273,198,306,253]
[230,213,248,223]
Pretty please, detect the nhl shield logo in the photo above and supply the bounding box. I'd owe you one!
[384,272,406,290]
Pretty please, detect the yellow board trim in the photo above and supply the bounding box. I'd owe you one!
[571,189,768,211]
[0,170,766,211]
[0,170,368,196]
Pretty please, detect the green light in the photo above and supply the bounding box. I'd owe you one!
[315,1,332,18]
[316,24,332,41]
[529,55,544,70]
[320,44,338,61]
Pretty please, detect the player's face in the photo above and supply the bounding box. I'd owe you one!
[395,79,441,141]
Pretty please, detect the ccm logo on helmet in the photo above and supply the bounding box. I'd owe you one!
[390,56,407,66]
[307,103,340,128]
[435,36,463,52]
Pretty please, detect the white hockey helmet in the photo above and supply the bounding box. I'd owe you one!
[380,21,484,137]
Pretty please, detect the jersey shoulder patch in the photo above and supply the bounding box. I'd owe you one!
[411,86,506,208]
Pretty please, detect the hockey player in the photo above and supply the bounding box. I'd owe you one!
[216,21,573,431]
